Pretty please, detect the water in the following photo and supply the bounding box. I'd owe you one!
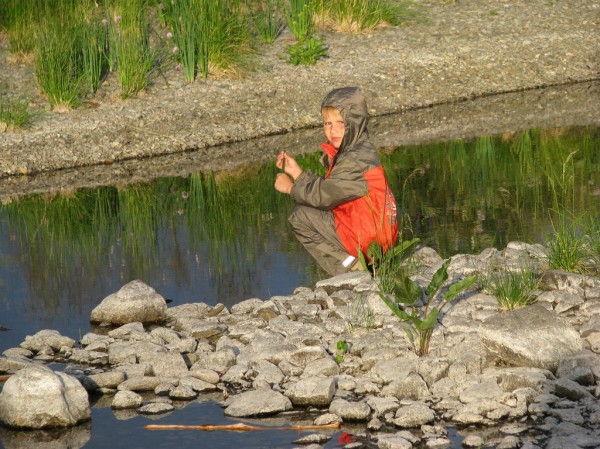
[0,118,598,448]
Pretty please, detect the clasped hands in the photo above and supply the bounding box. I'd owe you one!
[274,151,303,195]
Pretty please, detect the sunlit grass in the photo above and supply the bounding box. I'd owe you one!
[0,96,40,130]
[481,266,539,311]
[313,0,421,33]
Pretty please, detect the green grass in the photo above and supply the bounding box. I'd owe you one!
[546,214,599,275]
[34,20,88,109]
[481,266,539,311]
[0,96,40,129]
[252,0,284,44]
[313,0,421,33]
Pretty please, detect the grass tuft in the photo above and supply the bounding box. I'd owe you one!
[481,266,539,311]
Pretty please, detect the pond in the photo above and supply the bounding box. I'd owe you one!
[0,103,599,447]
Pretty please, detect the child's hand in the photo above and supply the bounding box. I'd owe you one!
[276,151,302,180]
[274,173,294,194]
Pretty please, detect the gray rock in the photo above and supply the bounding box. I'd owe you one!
[285,376,336,406]
[555,351,600,385]
[288,346,329,368]
[90,280,167,325]
[367,396,400,416]
[224,389,292,417]
[376,434,413,449]
[112,390,143,409]
[462,435,485,448]
[394,403,435,428]
[79,371,126,391]
[251,360,285,385]
[179,376,218,392]
[20,330,76,353]
[0,356,33,373]
[382,372,431,400]
[329,398,371,421]
[117,376,163,392]
[189,367,220,384]
[169,385,198,400]
[138,401,174,415]
[302,357,340,377]
[0,365,90,428]
[193,348,237,372]
[138,350,189,377]
[553,377,594,401]
[459,379,504,403]
[478,304,583,371]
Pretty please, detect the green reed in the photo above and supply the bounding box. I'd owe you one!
[159,0,252,81]
[34,19,87,109]
[252,0,284,44]
[109,0,157,98]
[0,0,39,55]
[285,0,315,40]
[0,96,40,129]
[313,0,419,32]
[481,266,539,311]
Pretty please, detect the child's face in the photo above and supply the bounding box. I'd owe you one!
[323,109,345,149]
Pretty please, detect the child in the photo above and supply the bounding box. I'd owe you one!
[274,86,398,276]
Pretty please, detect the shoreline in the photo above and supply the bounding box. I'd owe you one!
[1,0,599,184]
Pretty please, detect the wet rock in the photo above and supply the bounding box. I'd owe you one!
[462,435,485,448]
[112,390,143,409]
[0,365,90,428]
[90,280,168,325]
[329,398,371,421]
[285,376,336,406]
[21,330,76,353]
[478,304,583,371]
[553,377,594,401]
[382,372,431,401]
[224,389,292,417]
[394,403,435,428]
[376,433,413,449]
[138,401,174,415]
[138,350,189,377]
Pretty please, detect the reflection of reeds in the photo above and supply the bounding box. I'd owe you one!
[1,127,598,308]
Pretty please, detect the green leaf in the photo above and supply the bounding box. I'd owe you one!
[391,276,422,305]
[415,307,439,331]
[378,292,412,321]
[426,258,451,297]
[445,275,478,302]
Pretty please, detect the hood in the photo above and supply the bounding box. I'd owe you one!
[320,87,369,155]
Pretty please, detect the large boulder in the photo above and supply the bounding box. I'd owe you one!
[90,280,167,325]
[0,365,90,428]
[478,304,583,372]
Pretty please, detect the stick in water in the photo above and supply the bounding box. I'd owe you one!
[145,422,341,432]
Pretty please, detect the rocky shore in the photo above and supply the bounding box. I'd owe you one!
[1,0,599,193]
[1,243,599,449]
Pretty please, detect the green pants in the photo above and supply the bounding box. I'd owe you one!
[288,204,351,276]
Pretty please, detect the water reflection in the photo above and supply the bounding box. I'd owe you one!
[0,126,599,351]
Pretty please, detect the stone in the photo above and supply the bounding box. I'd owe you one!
[285,376,336,406]
[112,390,143,409]
[0,365,90,428]
[329,398,371,421]
[224,389,292,417]
[90,280,167,325]
[20,330,76,353]
[394,403,435,428]
[478,304,583,371]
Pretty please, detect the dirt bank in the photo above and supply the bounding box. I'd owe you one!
[0,0,599,196]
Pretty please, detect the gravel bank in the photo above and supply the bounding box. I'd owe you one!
[0,0,599,188]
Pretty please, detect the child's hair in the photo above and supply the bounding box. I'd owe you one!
[321,106,341,121]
